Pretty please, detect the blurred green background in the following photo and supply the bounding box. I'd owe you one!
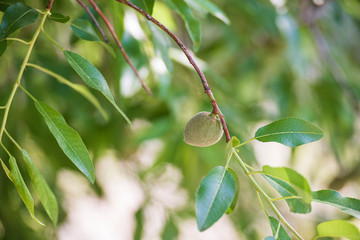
[1,0,360,239]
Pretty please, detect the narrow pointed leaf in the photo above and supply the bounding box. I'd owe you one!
[0,39,6,57]
[8,156,44,225]
[263,166,312,203]
[268,216,291,240]
[264,237,276,240]
[312,189,360,219]
[35,101,95,183]
[196,166,235,231]
[22,150,58,225]
[49,12,70,23]
[164,0,201,51]
[0,2,38,39]
[185,0,230,24]
[265,175,311,213]
[226,168,239,214]
[315,220,360,240]
[27,63,108,120]
[63,50,131,125]
[0,157,11,180]
[130,0,155,15]
[255,117,324,147]
[71,19,100,41]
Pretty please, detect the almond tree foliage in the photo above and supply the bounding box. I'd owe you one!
[1,0,360,239]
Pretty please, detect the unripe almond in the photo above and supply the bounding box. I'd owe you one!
[184,111,223,147]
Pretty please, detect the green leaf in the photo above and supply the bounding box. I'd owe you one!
[0,2,38,39]
[265,175,311,214]
[185,0,230,24]
[70,19,100,41]
[27,63,108,121]
[149,23,173,72]
[63,50,131,125]
[130,0,155,15]
[312,189,360,219]
[0,38,6,57]
[268,216,291,240]
[49,12,70,23]
[196,166,235,231]
[22,150,58,225]
[0,157,11,180]
[164,0,201,51]
[315,220,360,240]
[264,237,276,240]
[35,101,95,183]
[225,167,239,214]
[8,156,43,225]
[255,117,324,147]
[263,166,312,203]
[225,136,240,155]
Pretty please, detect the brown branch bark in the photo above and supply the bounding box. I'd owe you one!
[88,0,152,96]
[76,0,110,44]
[116,0,231,142]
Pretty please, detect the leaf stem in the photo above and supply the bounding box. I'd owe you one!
[18,84,38,102]
[41,30,64,50]
[88,0,152,96]
[0,106,6,109]
[232,149,304,240]
[271,196,301,202]
[116,0,231,142]
[4,129,22,151]
[234,137,255,148]
[0,142,11,157]
[5,38,30,45]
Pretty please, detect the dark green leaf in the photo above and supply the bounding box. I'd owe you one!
[8,156,43,225]
[0,2,10,12]
[186,0,230,24]
[164,0,201,51]
[63,50,131,125]
[268,216,291,240]
[35,101,95,183]
[196,166,235,231]
[255,117,324,147]
[263,166,312,203]
[0,38,6,57]
[49,12,70,23]
[315,220,360,240]
[0,2,38,39]
[130,0,155,15]
[313,189,360,219]
[226,167,239,214]
[70,19,100,41]
[265,175,311,214]
[22,150,58,225]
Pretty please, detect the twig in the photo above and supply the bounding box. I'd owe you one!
[75,0,110,44]
[116,0,231,142]
[87,0,152,96]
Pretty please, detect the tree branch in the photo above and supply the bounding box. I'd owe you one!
[116,0,231,142]
[76,0,110,44]
[87,0,152,96]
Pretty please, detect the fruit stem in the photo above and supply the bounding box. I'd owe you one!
[116,0,231,142]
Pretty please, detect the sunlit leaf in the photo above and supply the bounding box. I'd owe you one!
[265,175,311,213]
[264,237,276,240]
[185,0,230,24]
[63,50,131,125]
[0,2,38,39]
[130,0,155,15]
[255,117,323,147]
[313,190,360,219]
[0,38,6,57]
[315,220,360,240]
[22,150,58,225]
[49,12,70,23]
[0,157,11,180]
[268,216,291,240]
[27,63,108,121]
[196,166,235,231]
[226,167,239,214]
[8,156,43,225]
[263,166,312,203]
[70,19,100,41]
[35,101,95,183]
[163,0,201,51]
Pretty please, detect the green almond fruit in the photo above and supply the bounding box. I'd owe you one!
[184,111,224,147]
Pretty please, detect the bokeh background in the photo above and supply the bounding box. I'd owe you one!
[1,0,360,239]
